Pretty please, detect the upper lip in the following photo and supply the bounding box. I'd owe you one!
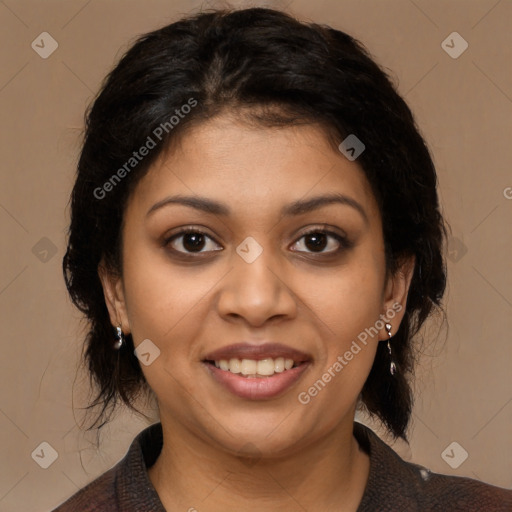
[203,342,312,362]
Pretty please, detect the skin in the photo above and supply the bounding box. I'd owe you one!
[99,113,414,512]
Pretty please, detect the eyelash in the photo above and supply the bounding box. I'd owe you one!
[163,226,351,257]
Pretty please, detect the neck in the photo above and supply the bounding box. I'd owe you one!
[148,412,370,512]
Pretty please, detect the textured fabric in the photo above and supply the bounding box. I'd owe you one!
[51,421,512,511]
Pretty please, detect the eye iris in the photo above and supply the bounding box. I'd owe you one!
[183,232,205,252]
[305,232,327,252]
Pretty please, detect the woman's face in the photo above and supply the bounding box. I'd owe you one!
[101,114,412,457]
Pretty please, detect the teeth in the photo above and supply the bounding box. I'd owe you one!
[241,359,257,375]
[256,358,275,376]
[229,358,241,373]
[213,357,297,376]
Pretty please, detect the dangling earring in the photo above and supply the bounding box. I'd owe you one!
[114,325,124,350]
[385,323,397,376]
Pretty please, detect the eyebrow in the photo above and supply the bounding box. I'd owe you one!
[146,192,368,224]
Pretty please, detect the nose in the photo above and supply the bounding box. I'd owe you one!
[215,243,297,327]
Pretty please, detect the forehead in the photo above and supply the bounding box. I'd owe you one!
[125,115,380,225]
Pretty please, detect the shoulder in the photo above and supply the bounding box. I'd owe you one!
[50,465,118,512]
[50,422,165,512]
[354,422,512,512]
[415,468,512,511]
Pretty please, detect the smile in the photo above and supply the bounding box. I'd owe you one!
[202,358,311,400]
[201,342,312,399]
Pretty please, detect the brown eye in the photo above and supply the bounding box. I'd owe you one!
[303,232,329,252]
[291,229,350,254]
[165,229,222,254]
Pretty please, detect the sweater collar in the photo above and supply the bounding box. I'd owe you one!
[115,421,415,511]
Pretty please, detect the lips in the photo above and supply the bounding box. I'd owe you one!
[202,342,312,400]
[202,342,311,363]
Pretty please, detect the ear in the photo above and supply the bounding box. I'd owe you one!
[379,255,415,340]
[98,259,131,334]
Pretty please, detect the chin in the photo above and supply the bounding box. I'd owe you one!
[202,410,311,458]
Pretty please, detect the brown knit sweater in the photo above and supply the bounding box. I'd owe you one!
[51,422,512,511]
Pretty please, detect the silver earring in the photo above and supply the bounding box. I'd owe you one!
[385,323,396,376]
[114,325,124,350]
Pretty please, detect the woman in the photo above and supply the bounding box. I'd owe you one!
[54,7,512,511]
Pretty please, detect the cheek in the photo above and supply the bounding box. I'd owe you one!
[120,251,216,410]
[309,259,385,348]
[123,257,214,346]
[296,253,384,410]
[295,268,382,430]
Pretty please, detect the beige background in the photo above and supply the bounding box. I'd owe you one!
[0,0,511,510]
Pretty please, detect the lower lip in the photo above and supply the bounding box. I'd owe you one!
[203,362,311,400]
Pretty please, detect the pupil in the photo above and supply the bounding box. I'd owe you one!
[306,233,327,252]
[184,233,204,251]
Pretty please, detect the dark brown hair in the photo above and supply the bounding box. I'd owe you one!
[63,7,447,441]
